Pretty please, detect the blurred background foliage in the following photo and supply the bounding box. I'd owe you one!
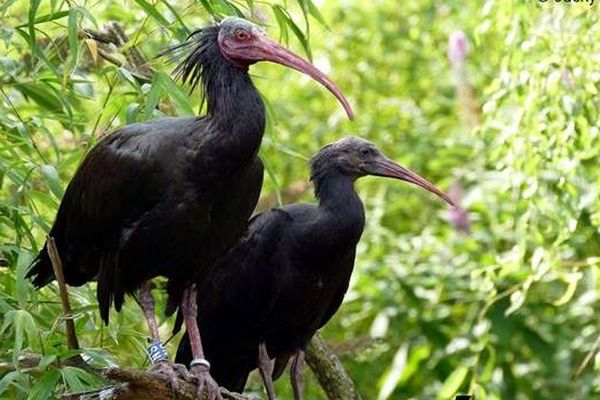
[1,0,599,399]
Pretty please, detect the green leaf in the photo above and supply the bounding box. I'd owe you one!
[15,250,32,309]
[12,310,37,364]
[75,6,98,28]
[0,310,15,341]
[271,5,289,44]
[259,154,283,207]
[40,165,64,199]
[67,8,79,73]
[14,82,64,114]
[135,0,170,27]
[159,0,189,37]
[271,6,311,60]
[378,343,408,400]
[505,289,526,316]
[436,367,469,400]
[161,73,194,116]
[28,0,42,62]
[211,0,244,17]
[60,367,100,391]
[143,74,165,120]
[126,102,141,124]
[1,0,19,16]
[0,371,20,396]
[28,368,60,400]
[198,0,215,15]
[553,272,582,306]
[15,10,69,28]
[305,0,329,30]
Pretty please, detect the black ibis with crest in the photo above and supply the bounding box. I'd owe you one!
[175,137,454,399]
[26,17,353,398]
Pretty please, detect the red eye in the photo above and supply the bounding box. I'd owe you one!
[235,29,250,40]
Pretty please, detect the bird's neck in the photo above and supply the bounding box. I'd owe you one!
[205,65,265,138]
[313,171,366,229]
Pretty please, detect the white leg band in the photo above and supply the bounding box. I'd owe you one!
[190,358,211,369]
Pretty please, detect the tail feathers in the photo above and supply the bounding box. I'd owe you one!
[27,241,121,327]
[272,353,292,380]
[172,308,184,336]
[165,279,184,317]
[97,253,114,325]
[26,245,55,288]
[97,251,126,326]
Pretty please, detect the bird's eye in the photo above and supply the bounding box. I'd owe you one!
[360,148,372,156]
[234,29,250,40]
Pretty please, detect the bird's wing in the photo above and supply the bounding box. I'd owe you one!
[317,248,357,330]
[201,208,293,328]
[176,209,292,390]
[28,124,174,321]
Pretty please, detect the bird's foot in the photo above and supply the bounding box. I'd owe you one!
[184,362,222,400]
[150,360,181,393]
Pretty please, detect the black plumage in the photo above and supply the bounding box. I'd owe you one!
[27,24,265,321]
[26,17,353,393]
[175,137,453,398]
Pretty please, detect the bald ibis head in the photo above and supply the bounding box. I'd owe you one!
[310,137,455,205]
[168,17,354,120]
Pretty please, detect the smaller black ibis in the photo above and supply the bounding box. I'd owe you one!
[175,137,454,399]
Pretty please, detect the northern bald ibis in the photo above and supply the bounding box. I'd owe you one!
[27,17,353,398]
[175,137,453,399]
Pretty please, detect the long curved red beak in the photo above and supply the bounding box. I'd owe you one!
[368,158,454,206]
[253,36,354,120]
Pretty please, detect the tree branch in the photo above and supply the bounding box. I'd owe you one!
[63,366,256,400]
[81,22,154,83]
[305,334,362,400]
[47,236,80,354]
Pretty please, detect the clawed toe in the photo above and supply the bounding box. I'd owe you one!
[172,362,193,380]
[150,360,181,393]
[189,365,223,400]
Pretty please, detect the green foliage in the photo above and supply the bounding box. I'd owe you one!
[1,0,599,399]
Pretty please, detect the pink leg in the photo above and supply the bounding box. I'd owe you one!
[180,284,222,400]
[139,281,180,392]
[140,281,161,342]
[290,349,305,400]
[257,342,276,400]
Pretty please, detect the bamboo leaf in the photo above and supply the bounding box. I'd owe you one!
[39,164,64,199]
[144,74,164,120]
[259,154,283,207]
[12,310,37,364]
[305,0,329,30]
[27,0,42,67]
[378,343,408,400]
[1,0,19,16]
[135,0,170,27]
[553,272,582,306]
[14,82,64,114]
[0,371,20,396]
[28,368,60,400]
[160,73,195,116]
[159,0,190,37]
[211,0,244,17]
[198,0,215,15]
[61,367,93,392]
[75,6,98,28]
[271,5,289,44]
[15,10,69,28]
[271,6,311,60]
[436,367,469,400]
[66,8,79,78]
[15,250,32,309]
